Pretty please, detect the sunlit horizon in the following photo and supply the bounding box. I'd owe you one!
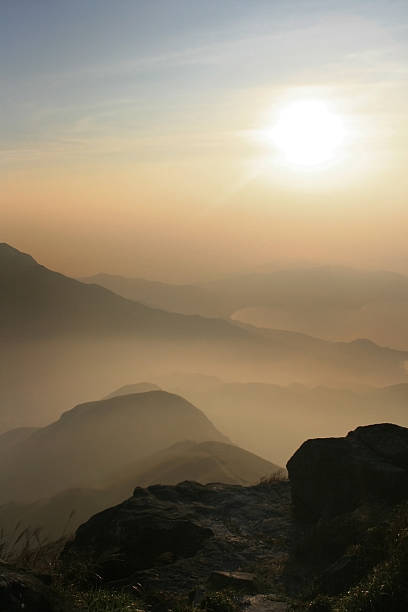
[1,1,408,281]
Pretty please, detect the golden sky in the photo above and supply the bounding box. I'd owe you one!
[2,1,408,281]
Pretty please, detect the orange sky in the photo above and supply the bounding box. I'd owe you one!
[2,2,408,281]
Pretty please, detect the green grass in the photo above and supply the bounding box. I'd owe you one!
[0,525,245,612]
[258,469,288,486]
[200,591,240,612]
[293,502,408,612]
[68,587,144,611]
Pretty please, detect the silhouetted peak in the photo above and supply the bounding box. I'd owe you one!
[350,338,377,347]
[57,390,206,424]
[0,243,38,269]
[104,382,161,400]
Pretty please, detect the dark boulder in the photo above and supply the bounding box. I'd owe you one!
[64,481,214,581]
[318,554,364,595]
[62,481,292,592]
[208,570,258,592]
[287,423,408,521]
[63,479,292,592]
[0,562,58,612]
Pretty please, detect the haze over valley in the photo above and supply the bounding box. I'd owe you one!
[2,2,408,610]
[2,240,408,535]
[2,243,408,438]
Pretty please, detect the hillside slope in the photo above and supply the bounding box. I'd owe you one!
[111,439,281,489]
[0,440,280,540]
[0,391,227,503]
[0,243,247,342]
[80,273,223,317]
[85,265,408,348]
[2,244,408,430]
[158,378,408,465]
[206,266,408,349]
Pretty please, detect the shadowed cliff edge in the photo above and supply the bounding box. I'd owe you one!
[3,423,408,610]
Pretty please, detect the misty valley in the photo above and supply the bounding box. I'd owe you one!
[3,2,408,609]
[1,242,408,611]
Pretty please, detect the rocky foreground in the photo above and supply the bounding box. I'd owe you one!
[64,479,292,596]
[3,423,408,611]
[288,422,408,521]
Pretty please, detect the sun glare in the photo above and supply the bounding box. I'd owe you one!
[269,99,345,167]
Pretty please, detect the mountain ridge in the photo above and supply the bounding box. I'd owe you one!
[82,260,408,349]
[0,390,227,503]
[2,243,408,432]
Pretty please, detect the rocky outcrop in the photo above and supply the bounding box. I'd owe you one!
[64,480,291,592]
[208,570,258,592]
[287,423,408,521]
[64,488,213,581]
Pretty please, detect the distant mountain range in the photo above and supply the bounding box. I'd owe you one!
[110,439,280,490]
[2,243,408,430]
[0,243,256,429]
[80,272,225,317]
[0,243,244,342]
[103,382,161,399]
[68,373,408,472]
[0,436,281,541]
[0,387,280,540]
[156,375,408,465]
[221,266,408,349]
[0,390,227,503]
[83,265,408,349]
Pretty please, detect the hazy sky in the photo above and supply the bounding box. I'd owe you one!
[2,0,408,281]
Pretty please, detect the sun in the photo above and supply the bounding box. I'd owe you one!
[269,99,345,167]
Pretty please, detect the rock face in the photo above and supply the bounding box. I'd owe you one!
[64,480,292,592]
[287,423,408,521]
[208,571,258,593]
[0,563,57,612]
[65,493,213,580]
[0,440,281,544]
